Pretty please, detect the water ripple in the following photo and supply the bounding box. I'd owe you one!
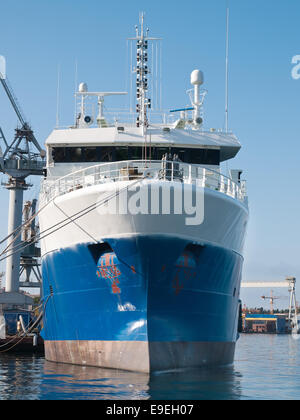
[0,335,299,400]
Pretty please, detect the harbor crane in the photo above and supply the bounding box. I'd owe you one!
[0,60,45,307]
[261,290,281,315]
[241,277,299,334]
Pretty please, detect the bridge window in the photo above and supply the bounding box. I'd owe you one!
[69,147,83,162]
[116,147,129,161]
[51,146,220,165]
[188,149,220,165]
[129,147,143,160]
[85,147,98,162]
[52,147,67,163]
[100,147,115,162]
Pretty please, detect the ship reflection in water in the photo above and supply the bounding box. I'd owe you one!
[41,361,242,400]
[0,354,242,400]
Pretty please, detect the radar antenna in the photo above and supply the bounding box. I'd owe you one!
[74,83,127,128]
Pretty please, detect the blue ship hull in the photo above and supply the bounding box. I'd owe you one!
[41,235,243,372]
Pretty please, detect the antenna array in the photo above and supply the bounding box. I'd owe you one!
[127,12,162,129]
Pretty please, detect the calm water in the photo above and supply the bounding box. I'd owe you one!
[0,334,299,400]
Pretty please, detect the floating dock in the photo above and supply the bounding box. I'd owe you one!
[0,335,44,353]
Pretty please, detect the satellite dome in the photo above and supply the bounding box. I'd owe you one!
[78,82,88,93]
[191,70,204,86]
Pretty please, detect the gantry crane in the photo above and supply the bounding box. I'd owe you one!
[242,277,299,333]
[0,59,45,307]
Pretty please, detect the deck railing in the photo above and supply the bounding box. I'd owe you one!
[40,160,247,204]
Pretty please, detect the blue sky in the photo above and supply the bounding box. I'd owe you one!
[0,0,299,308]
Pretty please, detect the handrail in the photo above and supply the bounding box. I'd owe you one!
[40,160,247,205]
[45,160,234,185]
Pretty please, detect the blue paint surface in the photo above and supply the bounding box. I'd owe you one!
[41,236,243,343]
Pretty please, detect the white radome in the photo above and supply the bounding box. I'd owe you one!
[191,69,204,86]
[78,82,88,93]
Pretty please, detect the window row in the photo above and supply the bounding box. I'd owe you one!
[52,146,220,165]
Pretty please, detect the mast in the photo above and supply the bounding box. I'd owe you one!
[135,12,150,136]
[225,7,229,133]
[128,13,161,137]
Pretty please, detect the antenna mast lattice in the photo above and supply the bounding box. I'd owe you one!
[128,12,162,134]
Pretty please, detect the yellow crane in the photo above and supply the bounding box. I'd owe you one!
[261,290,281,314]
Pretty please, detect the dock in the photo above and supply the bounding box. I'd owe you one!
[0,335,44,354]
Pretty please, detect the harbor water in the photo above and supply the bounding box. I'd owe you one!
[0,334,299,400]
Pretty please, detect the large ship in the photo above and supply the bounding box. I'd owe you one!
[38,16,248,373]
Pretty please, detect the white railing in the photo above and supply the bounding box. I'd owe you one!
[40,160,247,204]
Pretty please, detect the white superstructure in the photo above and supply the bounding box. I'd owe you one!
[39,67,248,256]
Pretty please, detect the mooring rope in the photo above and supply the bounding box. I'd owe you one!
[0,176,146,263]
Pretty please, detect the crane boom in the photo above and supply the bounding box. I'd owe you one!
[0,74,43,155]
[0,77,26,126]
